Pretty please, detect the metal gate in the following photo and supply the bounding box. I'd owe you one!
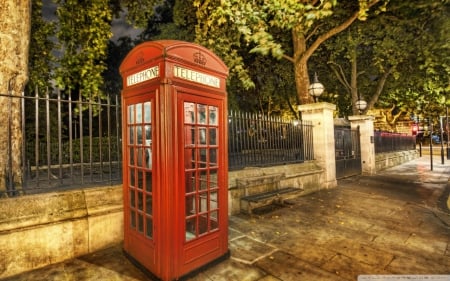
[334,126,362,178]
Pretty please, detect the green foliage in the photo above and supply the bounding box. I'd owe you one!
[315,0,450,118]
[54,0,112,100]
[194,0,337,88]
[122,0,165,27]
[27,0,56,94]
[26,136,120,166]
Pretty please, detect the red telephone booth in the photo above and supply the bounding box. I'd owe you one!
[119,40,229,280]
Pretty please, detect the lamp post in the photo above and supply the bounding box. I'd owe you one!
[355,99,367,114]
[308,72,324,102]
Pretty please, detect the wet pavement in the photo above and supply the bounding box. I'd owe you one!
[2,155,450,281]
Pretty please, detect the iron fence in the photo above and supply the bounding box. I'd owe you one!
[374,131,416,153]
[1,88,122,197]
[228,111,314,170]
[1,89,314,197]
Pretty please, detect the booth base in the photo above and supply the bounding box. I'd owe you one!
[123,249,230,281]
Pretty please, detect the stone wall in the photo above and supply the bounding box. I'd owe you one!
[228,161,325,215]
[0,185,123,279]
[375,150,419,171]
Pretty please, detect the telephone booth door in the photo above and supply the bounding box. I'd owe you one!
[123,92,157,274]
[120,40,229,281]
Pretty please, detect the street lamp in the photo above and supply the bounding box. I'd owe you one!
[308,72,324,102]
[355,99,367,114]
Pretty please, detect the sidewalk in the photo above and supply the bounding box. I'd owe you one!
[2,155,450,281]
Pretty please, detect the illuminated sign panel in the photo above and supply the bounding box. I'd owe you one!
[173,65,220,88]
[127,66,159,86]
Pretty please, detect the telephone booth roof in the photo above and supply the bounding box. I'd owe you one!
[120,40,229,90]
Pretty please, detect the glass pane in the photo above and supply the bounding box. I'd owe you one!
[128,105,134,124]
[136,103,142,123]
[129,168,135,187]
[199,149,207,168]
[210,211,218,230]
[146,217,153,238]
[185,195,196,216]
[144,101,151,123]
[138,213,144,233]
[209,106,218,125]
[144,147,152,169]
[185,126,195,145]
[146,195,152,215]
[137,171,144,189]
[186,172,196,193]
[197,104,207,124]
[129,148,134,165]
[199,214,208,235]
[198,128,207,145]
[185,217,196,241]
[145,171,152,192]
[130,211,136,229]
[145,125,152,144]
[137,192,143,210]
[210,191,218,210]
[199,170,207,190]
[129,126,134,145]
[210,169,218,189]
[130,190,135,207]
[210,148,217,167]
[137,126,143,144]
[199,193,208,213]
[184,102,195,124]
[209,128,217,145]
[185,148,196,169]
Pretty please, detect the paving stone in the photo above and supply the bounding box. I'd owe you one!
[321,252,390,281]
[254,251,349,281]
[321,238,394,267]
[386,255,450,274]
[198,258,266,281]
[229,236,277,264]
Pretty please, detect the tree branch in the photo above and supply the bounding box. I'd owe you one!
[282,54,295,63]
[328,61,351,91]
[365,66,394,113]
[299,0,380,65]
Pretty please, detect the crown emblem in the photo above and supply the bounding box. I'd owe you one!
[193,52,207,65]
[136,52,145,65]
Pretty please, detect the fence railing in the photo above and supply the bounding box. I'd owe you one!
[1,89,122,197]
[374,131,416,154]
[1,89,314,197]
[228,111,314,170]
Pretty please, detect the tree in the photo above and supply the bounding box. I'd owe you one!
[0,0,31,194]
[28,0,55,93]
[194,0,387,105]
[54,0,112,98]
[312,0,450,120]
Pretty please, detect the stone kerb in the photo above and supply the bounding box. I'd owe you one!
[348,115,376,175]
[298,102,337,189]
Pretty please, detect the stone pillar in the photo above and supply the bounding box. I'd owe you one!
[298,102,337,188]
[348,115,376,175]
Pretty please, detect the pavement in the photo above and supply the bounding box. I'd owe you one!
[2,154,450,281]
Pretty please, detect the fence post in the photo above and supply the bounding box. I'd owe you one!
[298,102,337,189]
[348,115,376,175]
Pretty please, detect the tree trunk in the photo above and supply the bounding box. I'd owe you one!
[0,0,31,195]
[292,30,314,105]
[350,49,359,115]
